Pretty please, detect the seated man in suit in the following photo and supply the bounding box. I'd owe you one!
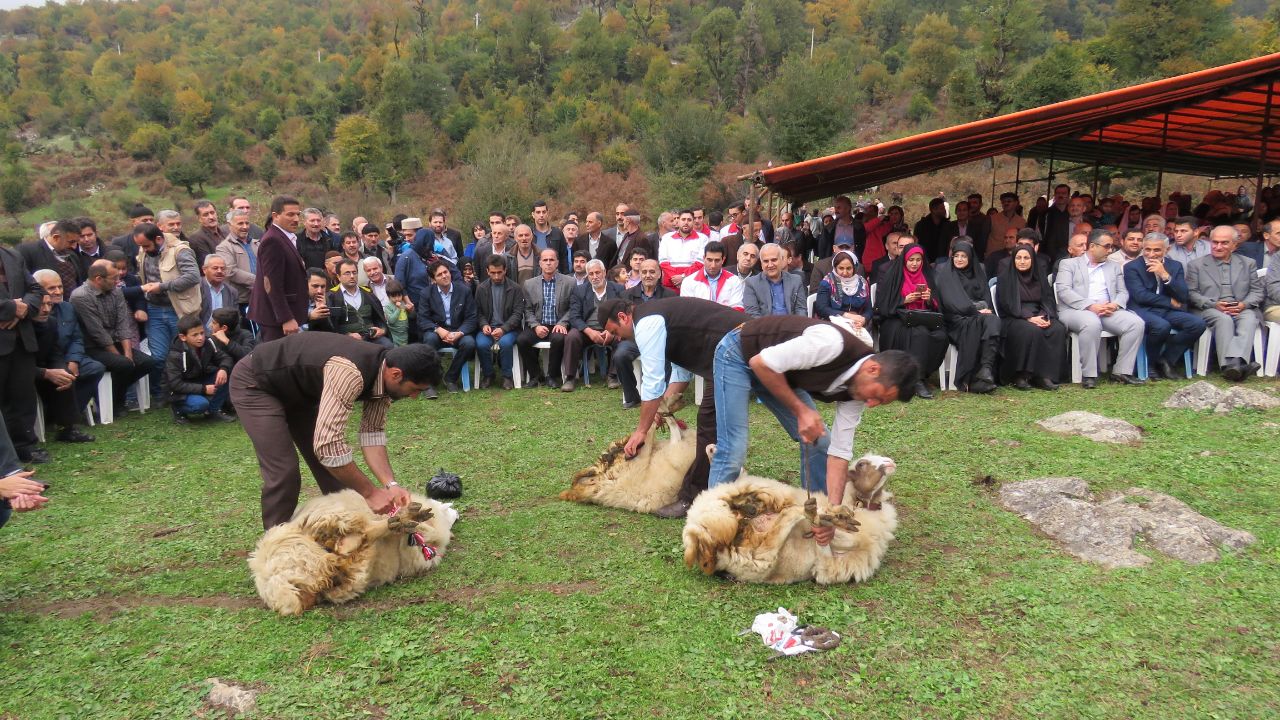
[742,243,807,318]
[1123,233,1207,380]
[871,232,908,286]
[562,259,625,392]
[726,242,759,280]
[69,259,155,412]
[517,249,574,388]
[31,271,100,443]
[1055,229,1147,388]
[1186,225,1265,381]
[419,259,478,395]
[199,255,238,331]
[474,254,525,390]
[1266,263,1280,325]
[326,259,392,349]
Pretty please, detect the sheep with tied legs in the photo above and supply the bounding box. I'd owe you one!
[682,454,897,585]
[249,490,458,615]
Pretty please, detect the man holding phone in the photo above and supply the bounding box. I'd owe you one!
[1186,225,1264,381]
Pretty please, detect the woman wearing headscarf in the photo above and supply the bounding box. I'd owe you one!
[873,243,948,399]
[814,250,870,329]
[933,239,998,393]
[995,246,1066,390]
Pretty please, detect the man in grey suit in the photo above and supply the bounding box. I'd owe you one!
[1186,225,1264,381]
[517,248,575,387]
[1055,229,1146,388]
[742,243,807,318]
[199,255,239,330]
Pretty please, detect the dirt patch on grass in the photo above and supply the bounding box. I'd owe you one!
[10,594,261,621]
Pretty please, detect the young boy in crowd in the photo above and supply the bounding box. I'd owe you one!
[383,278,416,346]
[163,315,235,425]
[206,307,257,364]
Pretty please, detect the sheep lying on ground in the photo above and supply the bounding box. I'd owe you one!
[249,489,458,615]
[560,409,695,514]
[682,455,897,585]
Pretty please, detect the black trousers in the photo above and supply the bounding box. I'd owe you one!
[0,350,38,455]
[516,328,566,382]
[86,345,156,406]
[677,379,717,505]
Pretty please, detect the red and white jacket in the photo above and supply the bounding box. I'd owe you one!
[658,231,706,290]
[680,268,744,311]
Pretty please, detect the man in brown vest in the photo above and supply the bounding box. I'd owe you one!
[230,333,441,528]
[600,297,746,519]
[707,315,919,541]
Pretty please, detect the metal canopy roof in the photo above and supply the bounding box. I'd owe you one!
[757,52,1280,202]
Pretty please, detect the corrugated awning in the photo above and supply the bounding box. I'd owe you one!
[758,52,1280,202]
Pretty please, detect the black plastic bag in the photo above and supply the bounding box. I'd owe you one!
[426,468,462,499]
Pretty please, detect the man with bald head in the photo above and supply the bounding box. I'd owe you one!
[517,248,575,387]
[1186,225,1264,381]
[474,222,513,279]
[728,242,759,280]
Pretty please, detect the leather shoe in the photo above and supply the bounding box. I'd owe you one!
[1110,373,1145,386]
[502,377,515,390]
[1221,362,1244,382]
[974,366,995,384]
[172,413,191,426]
[654,500,690,519]
[1243,361,1261,377]
[424,386,438,400]
[914,381,934,400]
[23,448,51,464]
[1032,376,1058,391]
[546,376,562,389]
[479,375,493,389]
[208,412,238,423]
[1012,376,1032,391]
[56,428,95,443]
[1081,377,1098,389]
[560,379,576,392]
[445,381,463,393]
[622,400,641,409]
[968,379,996,394]
[1155,360,1178,380]
[607,376,621,390]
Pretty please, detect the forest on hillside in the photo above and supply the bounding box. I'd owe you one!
[0,0,1274,229]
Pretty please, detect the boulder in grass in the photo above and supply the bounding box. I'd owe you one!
[998,477,1256,569]
[1163,380,1280,413]
[1036,411,1142,444]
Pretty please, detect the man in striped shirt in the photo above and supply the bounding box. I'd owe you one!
[230,333,441,528]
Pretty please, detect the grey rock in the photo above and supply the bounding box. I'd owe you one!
[998,478,1256,569]
[205,678,258,716]
[1036,411,1143,444]
[1163,380,1280,413]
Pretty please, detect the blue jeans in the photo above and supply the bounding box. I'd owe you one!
[146,305,179,399]
[177,372,229,416]
[475,331,518,379]
[707,328,830,491]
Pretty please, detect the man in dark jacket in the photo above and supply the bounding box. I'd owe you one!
[324,259,391,348]
[474,254,524,390]
[561,259,625,392]
[249,196,309,341]
[913,197,957,262]
[1123,232,1206,380]
[33,269,102,439]
[163,314,236,424]
[0,243,45,463]
[420,259,478,395]
[19,219,85,292]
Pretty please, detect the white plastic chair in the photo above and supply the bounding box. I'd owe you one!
[806,293,816,317]
[1194,327,1265,377]
[1265,321,1280,377]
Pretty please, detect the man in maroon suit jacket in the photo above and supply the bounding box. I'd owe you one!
[249,196,309,341]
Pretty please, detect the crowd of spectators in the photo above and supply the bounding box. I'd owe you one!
[2,185,1280,515]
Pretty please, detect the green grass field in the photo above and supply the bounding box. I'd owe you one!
[1,376,1277,719]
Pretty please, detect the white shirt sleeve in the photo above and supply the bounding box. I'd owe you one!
[635,314,676,401]
[827,400,865,461]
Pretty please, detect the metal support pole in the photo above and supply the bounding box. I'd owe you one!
[1155,112,1170,202]
[1256,80,1275,210]
[1014,155,1022,197]
[990,157,997,211]
[1046,148,1055,200]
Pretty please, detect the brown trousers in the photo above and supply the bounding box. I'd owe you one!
[230,361,345,529]
[677,379,717,505]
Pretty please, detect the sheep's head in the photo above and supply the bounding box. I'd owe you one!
[847,454,894,509]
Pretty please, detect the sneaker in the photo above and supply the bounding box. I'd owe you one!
[424,386,438,400]
[55,428,95,443]
[560,379,576,392]
[607,376,621,390]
